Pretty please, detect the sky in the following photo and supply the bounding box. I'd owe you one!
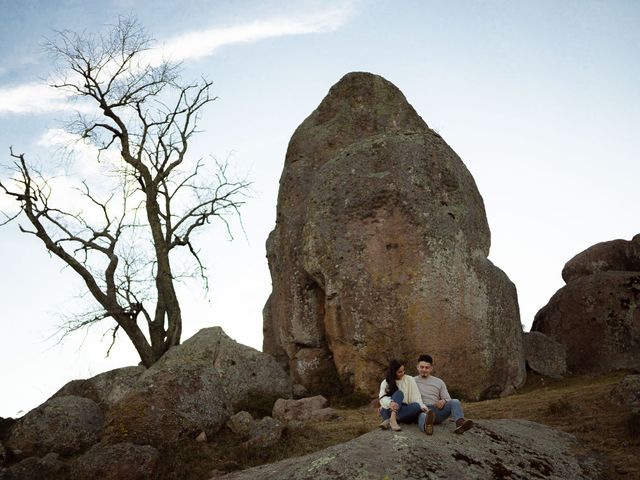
[1,0,638,418]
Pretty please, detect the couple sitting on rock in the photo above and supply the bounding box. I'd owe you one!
[378,355,473,435]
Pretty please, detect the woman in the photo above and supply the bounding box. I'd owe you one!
[379,359,427,431]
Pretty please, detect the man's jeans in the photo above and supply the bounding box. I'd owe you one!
[380,390,422,424]
[418,399,465,431]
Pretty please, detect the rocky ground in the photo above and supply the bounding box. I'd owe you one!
[2,370,637,479]
[162,370,639,479]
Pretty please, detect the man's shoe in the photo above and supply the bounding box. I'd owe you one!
[424,410,435,435]
[454,418,473,434]
[379,419,390,430]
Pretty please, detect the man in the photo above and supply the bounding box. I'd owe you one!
[415,354,473,435]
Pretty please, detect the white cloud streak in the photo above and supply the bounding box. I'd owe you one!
[0,7,354,116]
[0,82,80,115]
[154,8,353,63]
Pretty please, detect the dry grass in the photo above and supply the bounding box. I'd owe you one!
[464,370,640,479]
[156,407,379,479]
[158,371,639,479]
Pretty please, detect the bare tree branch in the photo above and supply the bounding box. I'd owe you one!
[1,16,249,366]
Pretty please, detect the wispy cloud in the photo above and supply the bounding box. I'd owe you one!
[0,7,354,116]
[154,8,353,63]
[0,82,84,115]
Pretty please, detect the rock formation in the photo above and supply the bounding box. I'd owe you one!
[1,327,291,478]
[263,71,525,400]
[532,235,640,373]
[523,331,567,378]
[213,420,602,480]
[4,396,103,459]
[562,234,640,283]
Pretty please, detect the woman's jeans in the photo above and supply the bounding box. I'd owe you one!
[418,399,465,431]
[380,390,422,424]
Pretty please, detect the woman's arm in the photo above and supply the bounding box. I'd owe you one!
[379,380,391,409]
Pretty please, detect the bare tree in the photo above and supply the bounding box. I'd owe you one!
[0,17,249,367]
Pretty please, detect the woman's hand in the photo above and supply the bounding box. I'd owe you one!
[389,401,400,412]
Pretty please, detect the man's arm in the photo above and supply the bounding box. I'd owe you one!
[434,378,452,409]
[440,380,452,401]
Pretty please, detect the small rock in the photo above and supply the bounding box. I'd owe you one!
[311,407,339,421]
[292,384,308,398]
[272,395,328,422]
[227,411,254,438]
[524,331,567,378]
[244,417,283,449]
[610,375,640,407]
[196,431,207,442]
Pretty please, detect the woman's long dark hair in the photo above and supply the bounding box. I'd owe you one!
[385,359,404,396]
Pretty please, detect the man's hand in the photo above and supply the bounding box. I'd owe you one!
[389,401,400,412]
[435,399,446,409]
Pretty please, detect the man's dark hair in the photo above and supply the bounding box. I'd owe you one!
[418,354,433,364]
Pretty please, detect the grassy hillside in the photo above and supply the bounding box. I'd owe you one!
[163,370,639,479]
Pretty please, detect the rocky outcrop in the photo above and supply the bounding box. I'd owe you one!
[5,396,103,459]
[562,235,640,283]
[154,327,292,411]
[523,331,567,378]
[213,420,602,480]
[103,327,291,445]
[2,327,292,476]
[263,71,525,400]
[610,375,640,408]
[532,235,640,374]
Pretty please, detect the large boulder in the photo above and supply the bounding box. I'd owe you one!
[155,327,292,410]
[213,420,602,480]
[532,270,640,374]
[5,396,103,459]
[263,71,525,400]
[52,366,145,409]
[103,357,232,445]
[70,442,159,480]
[0,452,65,480]
[523,331,567,378]
[562,235,640,283]
[104,327,291,445]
